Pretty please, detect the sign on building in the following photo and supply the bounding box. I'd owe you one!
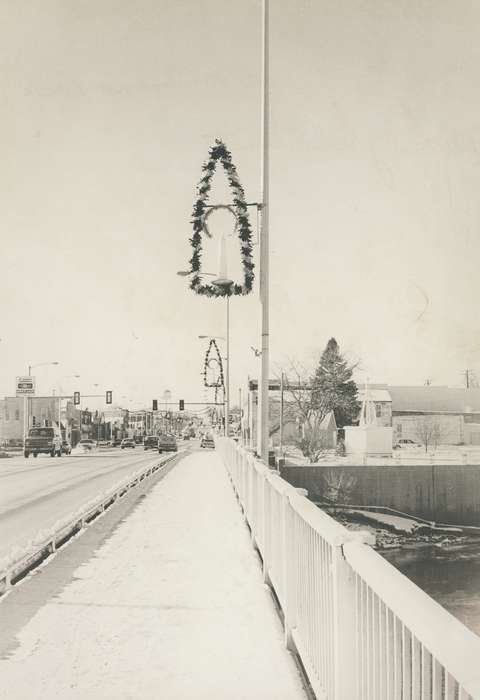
[16,376,36,396]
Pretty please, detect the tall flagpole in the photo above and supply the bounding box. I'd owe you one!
[260,0,270,464]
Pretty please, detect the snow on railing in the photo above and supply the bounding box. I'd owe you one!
[0,453,177,596]
[216,437,480,700]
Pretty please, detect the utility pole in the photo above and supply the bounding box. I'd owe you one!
[259,0,270,465]
[280,372,284,454]
[462,369,473,389]
[225,295,230,437]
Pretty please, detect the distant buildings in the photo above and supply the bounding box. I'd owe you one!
[355,384,480,446]
[0,396,79,443]
[0,397,130,446]
[244,380,480,452]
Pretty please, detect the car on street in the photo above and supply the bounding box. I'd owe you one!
[200,434,215,449]
[73,439,99,454]
[144,436,159,450]
[394,438,421,449]
[24,426,63,458]
[121,438,136,449]
[158,434,177,453]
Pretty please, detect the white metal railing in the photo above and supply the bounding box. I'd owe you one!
[217,438,480,700]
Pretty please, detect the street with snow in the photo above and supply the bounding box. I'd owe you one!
[0,450,306,699]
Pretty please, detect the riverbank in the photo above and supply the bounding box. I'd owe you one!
[327,507,479,551]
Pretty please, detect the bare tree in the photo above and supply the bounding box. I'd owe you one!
[414,416,447,452]
[322,470,357,513]
[280,360,332,463]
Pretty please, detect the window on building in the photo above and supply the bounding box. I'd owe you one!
[375,404,382,417]
[15,409,20,420]
[5,409,9,421]
[397,423,402,435]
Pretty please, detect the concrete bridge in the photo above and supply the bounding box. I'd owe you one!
[1,441,480,699]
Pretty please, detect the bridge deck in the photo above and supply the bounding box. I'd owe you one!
[0,450,306,699]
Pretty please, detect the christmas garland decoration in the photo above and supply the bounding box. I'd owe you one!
[203,339,224,388]
[189,139,255,297]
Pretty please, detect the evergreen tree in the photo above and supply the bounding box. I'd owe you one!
[310,338,360,428]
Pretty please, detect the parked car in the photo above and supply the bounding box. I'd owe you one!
[121,438,136,449]
[62,438,72,455]
[158,434,177,453]
[24,426,63,458]
[144,436,159,450]
[394,438,421,449]
[200,434,215,449]
[110,438,123,447]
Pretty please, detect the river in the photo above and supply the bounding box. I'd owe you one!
[382,541,480,637]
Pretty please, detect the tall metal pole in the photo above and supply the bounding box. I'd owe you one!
[25,364,32,446]
[239,387,242,442]
[280,371,284,453]
[225,295,230,437]
[260,0,270,464]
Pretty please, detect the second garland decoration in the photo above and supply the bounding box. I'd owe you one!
[203,339,225,390]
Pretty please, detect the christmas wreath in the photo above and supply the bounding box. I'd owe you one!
[189,139,255,297]
[203,339,224,388]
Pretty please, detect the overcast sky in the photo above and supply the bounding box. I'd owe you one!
[2,0,480,409]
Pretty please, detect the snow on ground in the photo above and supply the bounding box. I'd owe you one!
[282,445,480,466]
[346,509,420,533]
[0,451,306,700]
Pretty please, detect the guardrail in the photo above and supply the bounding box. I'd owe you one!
[217,438,480,700]
[0,452,178,597]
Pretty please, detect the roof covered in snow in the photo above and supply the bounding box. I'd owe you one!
[357,388,392,403]
[388,386,480,414]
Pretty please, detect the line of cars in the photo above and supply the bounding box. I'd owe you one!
[142,434,178,453]
[22,426,216,459]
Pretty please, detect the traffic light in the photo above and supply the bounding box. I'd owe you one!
[74,391,80,405]
[179,399,185,411]
[153,399,158,411]
[106,390,112,404]
[32,416,36,426]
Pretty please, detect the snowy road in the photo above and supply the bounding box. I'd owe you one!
[0,450,306,699]
[0,446,189,562]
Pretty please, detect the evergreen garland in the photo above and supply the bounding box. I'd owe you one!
[203,339,225,388]
[189,139,255,297]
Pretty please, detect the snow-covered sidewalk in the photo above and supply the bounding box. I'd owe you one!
[0,451,306,699]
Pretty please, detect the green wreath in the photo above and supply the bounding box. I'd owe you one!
[189,139,255,297]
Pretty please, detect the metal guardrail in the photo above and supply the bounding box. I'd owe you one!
[0,452,178,597]
[217,437,480,700]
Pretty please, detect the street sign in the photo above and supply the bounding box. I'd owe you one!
[16,376,36,396]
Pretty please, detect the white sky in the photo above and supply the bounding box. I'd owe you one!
[1,0,480,409]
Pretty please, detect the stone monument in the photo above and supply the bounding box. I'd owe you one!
[344,384,393,458]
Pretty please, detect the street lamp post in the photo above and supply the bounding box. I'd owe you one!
[178,269,233,438]
[259,0,270,465]
[199,327,229,436]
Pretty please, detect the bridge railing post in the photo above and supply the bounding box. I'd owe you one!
[332,542,357,699]
[282,490,297,651]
